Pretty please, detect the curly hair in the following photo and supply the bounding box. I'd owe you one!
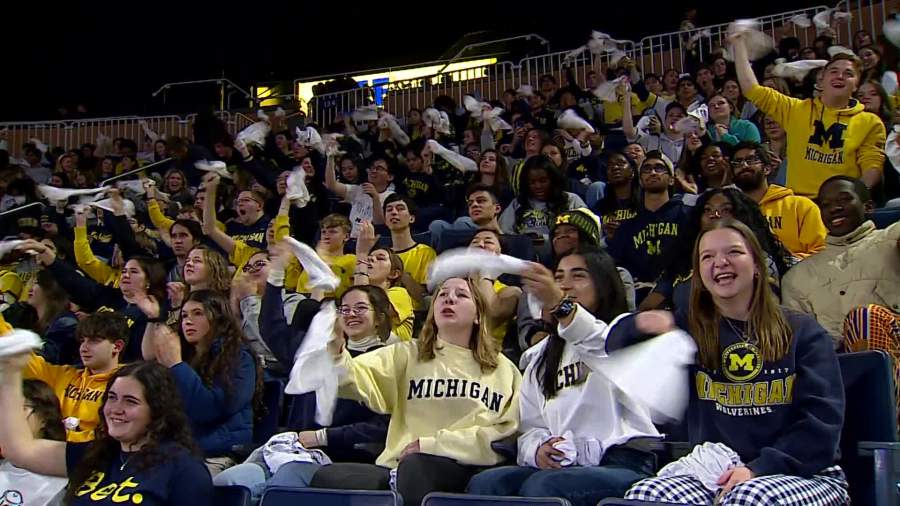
[187,246,232,293]
[179,290,264,416]
[64,361,199,505]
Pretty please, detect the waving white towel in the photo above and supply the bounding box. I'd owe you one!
[423,108,451,135]
[558,110,595,133]
[827,45,855,58]
[37,185,106,204]
[194,160,233,180]
[426,140,477,174]
[378,113,411,146]
[285,168,311,208]
[0,329,43,358]
[592,76,627,102]
[116,180,147,195]
[674,105,708,135]
[790,13,812,28]
[886,19,900,49]
[281,237,339,292]
[296,126,325,154]
[90,198,135,218]
[591,329,697,424]
[726,19,775,61]
[813,8,851,31]
[657,442,743,492]
[464,95,513,132]
[352,105,379,122]
[0,240,25,260]
[285,301,340,425]
[772,59,828,80]
[236,121,270,148]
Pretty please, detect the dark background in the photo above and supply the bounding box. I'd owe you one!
[3,0,821,121]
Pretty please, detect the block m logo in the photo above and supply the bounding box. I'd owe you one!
[807,121,847,149]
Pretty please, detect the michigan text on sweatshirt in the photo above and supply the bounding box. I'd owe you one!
[338,339,521,468]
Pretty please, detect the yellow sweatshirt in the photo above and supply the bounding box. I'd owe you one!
[758,185,827,259]
[148,199,225,233]
[74,226,120,287]
[338,339,521,468]
[23,354,118,443]
[745,85,886,198]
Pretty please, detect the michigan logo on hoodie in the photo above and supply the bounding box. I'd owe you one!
[746,85,885,198]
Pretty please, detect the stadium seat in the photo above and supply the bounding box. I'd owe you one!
[422,492,571,506]
[261,487,401,506]
[255,379,285,445]
[872,207,900,229]
[214,485,252,506]
[839,350,900,506]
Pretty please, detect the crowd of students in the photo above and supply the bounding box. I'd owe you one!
[0,17,896,506]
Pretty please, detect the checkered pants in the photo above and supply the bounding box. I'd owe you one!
[624,466,849,505]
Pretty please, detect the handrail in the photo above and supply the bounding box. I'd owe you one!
[151,78,251,99]
[0,202,43,219]
[99,158,174,187]
[435,34,550,75]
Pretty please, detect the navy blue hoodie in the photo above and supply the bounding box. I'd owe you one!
[608,308,844,477]
[259,283,388,462]
[607,196,689,287]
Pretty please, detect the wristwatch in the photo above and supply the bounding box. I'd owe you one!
[551,296,577,319]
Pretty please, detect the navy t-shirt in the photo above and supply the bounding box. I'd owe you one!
[65,442,213,506]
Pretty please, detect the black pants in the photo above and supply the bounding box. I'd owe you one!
[310,453,481,506]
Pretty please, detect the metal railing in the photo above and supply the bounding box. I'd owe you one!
[517,41,639,90]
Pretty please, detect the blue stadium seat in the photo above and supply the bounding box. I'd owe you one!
[214,485,252,506]
[422,492,571,506]
[261,487,401,506]
[255,379,285,445]
[872,207,900,229]
[838,350,900,506]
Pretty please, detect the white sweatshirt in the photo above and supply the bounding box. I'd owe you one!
[517,306,660,467]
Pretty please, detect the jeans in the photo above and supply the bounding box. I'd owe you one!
[428,216,477,249]
[586,181,607,210]
[214,461,321,504]
[466,447,654,506]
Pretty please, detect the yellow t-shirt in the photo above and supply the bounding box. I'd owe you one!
[396,243,437,287]
[387,286,415,341]
[338,339,521,468]
[489,280,511,348]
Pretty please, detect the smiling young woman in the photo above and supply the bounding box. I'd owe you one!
[613,220,848,505]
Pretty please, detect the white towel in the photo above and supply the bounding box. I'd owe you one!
[280,237,339,292]
[885,19,900,49]
[0,329,43,358]
[657,442,743,492]
[426,248,529,291]
[285,168,311,208]
[813,8,851,31]
[0,240,25,260]
[37,185,106,204]
[790,14,812,28]
[352,105,379,122]
[116,180,147,196]
[592,76,627,102]
[827,45,855,58]
[262,431,333,474]
[726,19,775,61]
[551,431,603,467]
[426,140,477,173]
[285,301,340,425]
[296,126,325,154]
[558,110,595,133]
[591,330,697,424]
[378,113,410,146]
[773,59,828,80]
[194,160,233,180]
[423,108,451,135]
[90,198,135,218]
[236,121,270,148]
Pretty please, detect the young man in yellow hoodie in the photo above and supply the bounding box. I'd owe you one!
[730,141,827,259]
[22,311,129,443]
[731,31,886,198]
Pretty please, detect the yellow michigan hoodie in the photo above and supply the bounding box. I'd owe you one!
[23,353,117,443]
[338,339,521,468]
[758,184,827,259]
[745,85,886,198]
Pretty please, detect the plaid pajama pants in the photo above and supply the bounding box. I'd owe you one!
[624,466,849,505]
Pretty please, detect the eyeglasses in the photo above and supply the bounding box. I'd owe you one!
[639,164,669,175]
[242,260,269,273]
[367,165,388,173]
[338,304,372,316]
[703,206,734,218]
[730,156,762,168]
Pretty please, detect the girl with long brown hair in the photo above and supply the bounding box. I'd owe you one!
[310,276,522,506]
[616,219,848,505]
[143,289,261,476]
